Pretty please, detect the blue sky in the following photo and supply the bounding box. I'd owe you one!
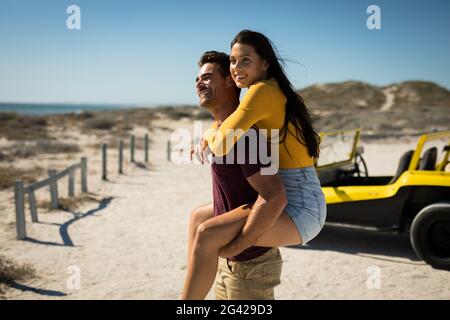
[0,0,449,105]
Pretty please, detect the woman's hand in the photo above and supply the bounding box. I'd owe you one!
[193,139,212,164]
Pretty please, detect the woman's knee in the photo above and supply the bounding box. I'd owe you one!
[194,221,218,250]
[190,209,206,231]
[189,208,200,226]
[189,205,213,227]
[195,221,211,241]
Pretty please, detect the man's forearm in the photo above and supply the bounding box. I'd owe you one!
[236,197,285,250]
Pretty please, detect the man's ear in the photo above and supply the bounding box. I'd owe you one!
[225,75,235,88]
[262,60,269,72]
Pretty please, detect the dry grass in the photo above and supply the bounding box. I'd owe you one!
[83,118,116,130]
[8,140,80,159]
[102,135,153,150]
[0,165,45,191]
[37,193,103,212]
[75,111,96,120]
[158,105,208,121]
[193,109,213,120]
[0,112,49,140]
[0,150,8,161]
[0,255,36,295]
[78,109,152,137]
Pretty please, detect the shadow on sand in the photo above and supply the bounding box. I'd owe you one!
[287,225,422,264]
[25,197,114,247]
[7,281,67,297]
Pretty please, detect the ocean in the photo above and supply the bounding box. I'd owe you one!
[0,103,140,116]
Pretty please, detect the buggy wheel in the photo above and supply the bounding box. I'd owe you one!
[410,202,450,270]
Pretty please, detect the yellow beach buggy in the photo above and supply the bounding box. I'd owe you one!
[316,130,450,270]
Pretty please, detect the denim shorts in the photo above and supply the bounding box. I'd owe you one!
[279,166,327,245]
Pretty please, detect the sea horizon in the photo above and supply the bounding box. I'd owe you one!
[0,102,186,116]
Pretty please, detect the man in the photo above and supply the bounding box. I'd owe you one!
[190,51,284,299]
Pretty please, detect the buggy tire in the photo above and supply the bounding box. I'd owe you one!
[410,202,450,271]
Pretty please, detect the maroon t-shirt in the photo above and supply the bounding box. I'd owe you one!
[211,128,272,261]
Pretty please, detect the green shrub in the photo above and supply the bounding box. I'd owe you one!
[84,118,116,130]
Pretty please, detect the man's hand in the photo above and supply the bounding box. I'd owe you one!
[219,236,249,258]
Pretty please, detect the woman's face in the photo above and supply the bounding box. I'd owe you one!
[230,42,269,88]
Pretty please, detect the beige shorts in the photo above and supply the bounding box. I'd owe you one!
[214,247,282,300]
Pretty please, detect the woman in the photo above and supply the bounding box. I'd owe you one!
[182,30,326,299]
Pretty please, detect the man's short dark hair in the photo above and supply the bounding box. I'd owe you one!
[198,51,241,96]
[198,51,231,78]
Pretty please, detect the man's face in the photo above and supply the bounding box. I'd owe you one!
[195,63,228,108]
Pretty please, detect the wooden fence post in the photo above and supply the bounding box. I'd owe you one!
[68,170,75,197]
[167,140,171,162]
[145,134,149,163]
[28,190,38,223]
[102,143,107,181]
[130,135,135,163]
[81,157,88,192]
[119,139,124,174]
[14,180,26,240]
[48,170,59,209]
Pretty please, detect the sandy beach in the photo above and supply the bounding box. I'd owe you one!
[0,112,449,300]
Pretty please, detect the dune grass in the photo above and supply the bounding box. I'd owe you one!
[0,112,49,141]
[0,255,36,296]
[8,140,80,159]
[0,165,45,191]
[37,193,103,212]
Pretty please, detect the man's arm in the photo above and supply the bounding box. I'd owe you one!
[225,170,287,253]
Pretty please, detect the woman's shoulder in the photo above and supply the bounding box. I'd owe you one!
[248,78,284,99]
[250,78,277,90]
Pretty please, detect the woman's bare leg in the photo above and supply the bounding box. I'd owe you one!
[187,203,214,265]
[181,200,301,300]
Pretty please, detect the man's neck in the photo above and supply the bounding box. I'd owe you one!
[209,97,239,126]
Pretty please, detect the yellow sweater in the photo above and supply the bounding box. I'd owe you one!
[205,78,314,169]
